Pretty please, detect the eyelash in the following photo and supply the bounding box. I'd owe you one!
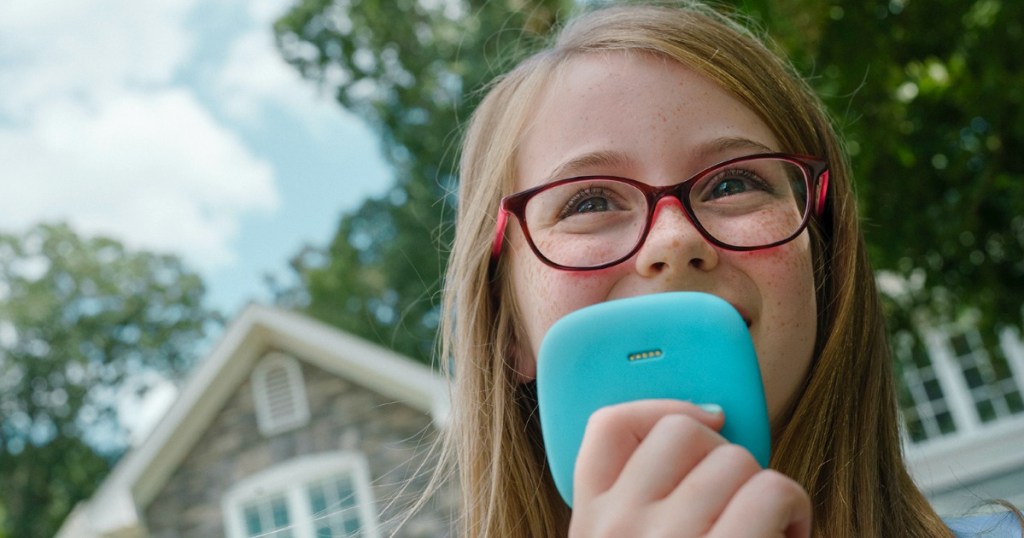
[705,169,771,196]
[558,186,615,219]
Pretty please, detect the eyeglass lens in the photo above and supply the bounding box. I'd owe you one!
[522,157,809,268]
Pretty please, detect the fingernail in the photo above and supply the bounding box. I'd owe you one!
[697,403,723,415]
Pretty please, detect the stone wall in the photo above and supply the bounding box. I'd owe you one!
[143,350,456,537]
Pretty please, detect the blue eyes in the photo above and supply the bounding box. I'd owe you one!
[703,169,768,200]
[556,169,770,220]
[560,187,621,218]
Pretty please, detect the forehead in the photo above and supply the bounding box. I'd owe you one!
[513,52,780,190]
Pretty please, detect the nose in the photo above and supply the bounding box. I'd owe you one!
[634,196,720,277]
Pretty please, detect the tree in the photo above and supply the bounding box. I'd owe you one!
[0,223,218,538]
[739,0,1024,335]
[273,0,1023,363]
[272,0,572,363]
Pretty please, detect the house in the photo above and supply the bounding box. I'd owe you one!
[56,304,457,538]
[902,321,1024,515]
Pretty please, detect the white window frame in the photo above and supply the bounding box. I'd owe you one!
[222,451,380,538]
[915,325,1024,439]
[896,331,957,442]
[252,352,311,436]
[905,325,1024,493]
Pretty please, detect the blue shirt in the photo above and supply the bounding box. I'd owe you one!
[946,513,1024,537]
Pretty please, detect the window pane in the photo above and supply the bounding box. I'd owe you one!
[308,474,367,538]
[272,497,290,527]
[906,417,927,442]
[937,411,957,434]
[1009,391,1024,413]
[950,330,1024,423]
[336,477,357,509]
[977,400,996,422]
[245,506,262,535]
[951,333,972,356]
[309,484,327,515]
[241,496,291,538]
[896,330,957,444]
[964,367,984,389]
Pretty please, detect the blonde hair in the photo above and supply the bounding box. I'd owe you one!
[439,2,950,536]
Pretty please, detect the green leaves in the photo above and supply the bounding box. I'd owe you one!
[0,222,219,537]
[808,0,1023,330]
[725,0,1024,332]
[273,0,571,363]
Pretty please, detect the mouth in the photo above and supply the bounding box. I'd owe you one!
[727,302,752,328]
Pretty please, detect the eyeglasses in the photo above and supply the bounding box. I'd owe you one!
[490,153,829,271]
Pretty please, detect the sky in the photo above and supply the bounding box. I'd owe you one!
[0,0,394,440]
[0,0,393,316]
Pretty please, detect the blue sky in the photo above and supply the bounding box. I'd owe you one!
[0,0,393,318]
[0,0,395,439]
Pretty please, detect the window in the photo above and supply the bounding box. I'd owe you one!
[901,324,1024,499]
[242,494,293,538]
[899,322,1024,446]
[308,475,363,537]
[947,330,1024,423]
[223,452,379,538]
[252,352,311,436]
[897,331,957,442]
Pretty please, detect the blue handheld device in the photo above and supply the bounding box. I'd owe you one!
[536,291,770,506]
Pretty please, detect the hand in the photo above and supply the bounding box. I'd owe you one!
[568,400,811,538]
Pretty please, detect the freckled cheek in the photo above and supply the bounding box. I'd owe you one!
[738,237,815,309]
[735,240,817,419]
[511,255,620,357]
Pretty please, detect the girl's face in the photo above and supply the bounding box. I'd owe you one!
[507,53,817,421]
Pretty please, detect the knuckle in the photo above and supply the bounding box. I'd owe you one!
[586,405,626,433]
[650,414,711,448]
[752,469,805,498]
[714,443,761,472]
[654,413,701,435]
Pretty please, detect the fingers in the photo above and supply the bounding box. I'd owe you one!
[567,399,812,538]
[615,413,723,501]
[666,443,763,532]
[710,470,813,538]
[573,400,725,505]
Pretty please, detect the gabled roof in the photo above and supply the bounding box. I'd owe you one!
[56,304,449,538]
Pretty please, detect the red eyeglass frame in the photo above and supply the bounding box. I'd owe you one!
[489,153,830,271]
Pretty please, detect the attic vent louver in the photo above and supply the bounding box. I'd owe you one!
[252,352,311,436]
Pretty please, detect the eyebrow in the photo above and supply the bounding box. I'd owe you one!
[543,136,778,182]
[544,150,639,182]
[696,136,777,158]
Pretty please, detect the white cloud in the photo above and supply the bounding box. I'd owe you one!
[0,0,282,270]
[0,0,199,118]
[246,0,293,26]
[213,27,358,136]
[0,90,277,269]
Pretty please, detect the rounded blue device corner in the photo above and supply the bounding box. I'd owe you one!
[536,291,771,506]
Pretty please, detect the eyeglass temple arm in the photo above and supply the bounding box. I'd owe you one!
[491,206,510,261]
[815,169,830,217]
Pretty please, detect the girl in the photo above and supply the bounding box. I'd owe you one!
[438,1,972,536]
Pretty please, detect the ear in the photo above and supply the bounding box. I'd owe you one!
[510,342,537,383]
